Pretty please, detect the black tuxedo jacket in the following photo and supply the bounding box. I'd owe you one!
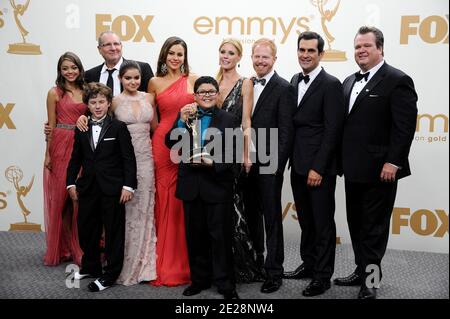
[66,116,137,196]
[290,68,345,176]
[85,58,154,92]
[251,72,296,173]
[165,107,238,203]
[341,62,418,183]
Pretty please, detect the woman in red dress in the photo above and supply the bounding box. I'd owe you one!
[43,52,86,266]
[147,37,198,286]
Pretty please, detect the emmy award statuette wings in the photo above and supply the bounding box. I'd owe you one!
[7,0,41,55]
[311,0,346,61]
[5,166,41,231]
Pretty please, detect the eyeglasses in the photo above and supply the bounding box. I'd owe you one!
[195,90,218,97]
[100,42,122,48]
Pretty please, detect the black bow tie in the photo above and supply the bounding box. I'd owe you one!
[355,72,370,82]
[197,109,213,118]
[299,74,310,84]
[252,77,266,86]
[89,118,105,127]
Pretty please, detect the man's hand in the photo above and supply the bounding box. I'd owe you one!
[68,187,78,201]
[120,189,134,204]
[380,163,398,182]
[307,169,322,187]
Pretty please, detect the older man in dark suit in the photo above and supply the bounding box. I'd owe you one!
[282,31,345,297]
[335,26,418,299]
[242,38,295,294]
[85,31,153,96]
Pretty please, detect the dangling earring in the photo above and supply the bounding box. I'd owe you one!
[238,63,241,68]
[161,63,168,75]
[180,64,185,74]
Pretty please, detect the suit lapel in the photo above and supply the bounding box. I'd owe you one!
[349,63,388,115]
[252,72,279,118]
[296,69,325,111]
[204,107,219,145]
[343,75,356,115]
[88,128,95,152]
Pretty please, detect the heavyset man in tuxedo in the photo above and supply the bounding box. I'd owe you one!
[283,32,345,297]
[243,38,295,294]
[334,26,418,299]
[85,30,154,96]
[66,83,137,292]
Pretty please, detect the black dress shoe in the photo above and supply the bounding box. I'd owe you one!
[261,278,282,293]
[182,284,211,297]
[358,285,377,299]
[87,277,114,292]
[333,271,363,286]
[223,290,240,299]
[283,264,313,280]
[302,279,331,297]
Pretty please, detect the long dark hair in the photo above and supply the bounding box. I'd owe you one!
[156,36,189,77]
[55,52,85,95]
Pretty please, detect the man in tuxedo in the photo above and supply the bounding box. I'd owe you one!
[66,83,137,292]
[282,31,344,297]
[85,30,153,96]
[165,76,239,299]
[242,38,295,294]
[335,26,418,299]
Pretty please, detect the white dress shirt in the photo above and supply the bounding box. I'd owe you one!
[348,59,384,113]
[297,65,323,106]
[252,69,275,115]
[99,57,123,97]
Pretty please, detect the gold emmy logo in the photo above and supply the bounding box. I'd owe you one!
[311,0,347,61]
[7,0,41,55]
[5,165,41,231]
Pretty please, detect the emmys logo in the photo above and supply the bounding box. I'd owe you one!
[400,15,449,44]
[0,102,16,129]
[0,191,7,210]
[96,14,154,42]
[7,0,41,55]
[283,202,341,244]
[311,0,347,61]
[414,113,448,143]
[0,9,5,28]
[392,208,448,237]
[193,16,310,44]
[4,165,41,231]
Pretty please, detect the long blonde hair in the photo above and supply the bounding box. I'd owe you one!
[216,38,243,83]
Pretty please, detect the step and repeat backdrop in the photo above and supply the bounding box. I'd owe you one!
[0,0,448,253]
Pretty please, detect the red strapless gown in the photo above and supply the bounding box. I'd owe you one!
[150,76,193,286]
[43,88,86,266]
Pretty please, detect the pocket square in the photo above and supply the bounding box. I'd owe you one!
[369,94,379,98]
[103,137,116,141]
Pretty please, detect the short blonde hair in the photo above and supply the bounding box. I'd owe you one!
[252,38,277,56]
[217,38,243,83]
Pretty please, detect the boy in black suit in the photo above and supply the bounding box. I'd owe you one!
[165,76,239,299]
[66,82,137,292]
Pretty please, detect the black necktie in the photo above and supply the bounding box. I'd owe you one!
[355,72,370,82]
[299,74,310,84]
[252,77,266,86]
[89,118,104,127]
[106,68,116,92]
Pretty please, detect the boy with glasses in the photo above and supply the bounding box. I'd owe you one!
[165,76,239,299]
